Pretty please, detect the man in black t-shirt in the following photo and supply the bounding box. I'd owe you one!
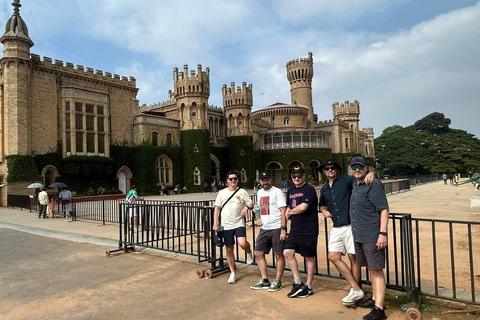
[283,166,318,298]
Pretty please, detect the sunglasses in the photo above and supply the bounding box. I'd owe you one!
[292,175,303,179]
[351,165,365,171]
[324,167,336,171]
[228,177,238,181]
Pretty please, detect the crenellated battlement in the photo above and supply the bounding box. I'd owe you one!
[362,127,374,133]
[286,52,313,68]
[332,100,360,118]
[173,64,210,97]
[222,81,253,108]
[30,54,137,87]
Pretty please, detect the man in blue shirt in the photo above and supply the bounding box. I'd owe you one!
[350,157,389,320]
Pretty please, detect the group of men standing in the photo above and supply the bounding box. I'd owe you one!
[213,157,390,320]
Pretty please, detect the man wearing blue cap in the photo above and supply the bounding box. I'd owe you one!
[349,157,389,320]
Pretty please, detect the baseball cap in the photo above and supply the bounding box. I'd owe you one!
[291,166,305,175]
[349,157,367,167]
[259,171,271,179]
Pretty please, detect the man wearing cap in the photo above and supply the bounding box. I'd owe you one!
[349,157,389,320]
[213,171,254,284]
[250,171,287,292]
[283,166,319,298]
[319,159,374,306]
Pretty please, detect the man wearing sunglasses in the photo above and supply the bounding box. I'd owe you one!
[283,166,318,298]
[319,159,374,306]
[213,171,254,284]
[350,157,389,320]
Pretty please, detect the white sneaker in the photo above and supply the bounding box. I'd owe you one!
[246,252,254,265]
[227,272,237,284]
[342,288,364,304]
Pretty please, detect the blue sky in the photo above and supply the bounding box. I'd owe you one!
[2,0,479,138]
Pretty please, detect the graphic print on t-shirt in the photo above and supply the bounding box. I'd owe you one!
[260,196,270,215]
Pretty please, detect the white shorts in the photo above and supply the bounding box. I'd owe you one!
[328,224,355,255]
[128,207,137,218]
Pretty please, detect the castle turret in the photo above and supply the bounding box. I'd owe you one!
[286,52,314,125]
[173,64,210,130]
[332,100,360,131]
[1,0,34,156]
[222,81,253,137]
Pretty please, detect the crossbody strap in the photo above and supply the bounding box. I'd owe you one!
[220,188,240,213]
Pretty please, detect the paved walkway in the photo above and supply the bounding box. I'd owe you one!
[0,180,478,319]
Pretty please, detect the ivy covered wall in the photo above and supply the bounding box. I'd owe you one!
[226,136,255,188]
[181,130,212,193]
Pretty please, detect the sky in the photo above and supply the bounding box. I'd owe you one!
[2,0,479,138]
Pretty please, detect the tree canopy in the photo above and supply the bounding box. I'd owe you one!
[375,113,480,176]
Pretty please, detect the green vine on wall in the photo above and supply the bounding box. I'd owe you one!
[5,155,40,182]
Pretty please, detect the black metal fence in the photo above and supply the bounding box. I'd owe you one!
[113,201,478,306]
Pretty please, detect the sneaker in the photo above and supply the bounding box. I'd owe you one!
[296,284,313,298]
[358,298,387,310]
[358,298,376,309]
[287,282,304,298]
[363,307,387,320]
[342,288,365,304]
[246,252,254,265]
[227,272,237,284]
[268,280,282,292]
[250,279,270,290]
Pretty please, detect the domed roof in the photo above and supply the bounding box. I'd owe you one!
[1,0,33,46]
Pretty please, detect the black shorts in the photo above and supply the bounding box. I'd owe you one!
[283,234,317,257]
[255,228,284,255]
[222,227,247,246]
[354,242,385,269]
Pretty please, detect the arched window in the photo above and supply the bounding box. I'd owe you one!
[156,155,173,186]
[240,168,247,183]
[284,117,290,125]
[166,133,173,147]
[193,167,201,185]
[152,132,158,146]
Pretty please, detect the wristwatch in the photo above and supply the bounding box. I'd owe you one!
[379,231,387,236]
[281,226,287,231]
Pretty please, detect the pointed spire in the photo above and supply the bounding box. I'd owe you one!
[1,0,34,56]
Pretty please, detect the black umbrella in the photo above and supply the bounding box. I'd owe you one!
[48,182,68,188]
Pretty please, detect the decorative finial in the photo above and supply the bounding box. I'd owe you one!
[12,0,21,15]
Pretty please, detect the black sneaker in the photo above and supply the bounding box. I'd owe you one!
[358,298,375,309]
[358,298,387,310]
[287,282,304,298]
[363,307,387,320]
[296,284,313,298]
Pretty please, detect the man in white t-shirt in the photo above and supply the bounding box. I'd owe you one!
[250,171,287,292]
[213,171,254,284]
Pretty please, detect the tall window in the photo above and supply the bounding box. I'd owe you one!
[156,155,172,185]
[152,132,158,146]
[193,167,201,185]
[284,117,290,125]
[65,101,107,156]
[167,133,172,147]
[240,168,247,183]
